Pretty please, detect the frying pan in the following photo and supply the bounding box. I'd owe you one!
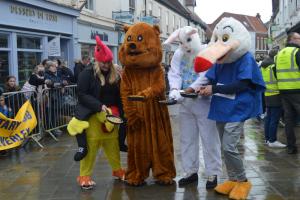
[180,92,198,98]
[158,98,177,105]
[105,111,123,124]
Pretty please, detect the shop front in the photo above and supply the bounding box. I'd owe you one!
[77,22,119,64]
[0,0,79,87]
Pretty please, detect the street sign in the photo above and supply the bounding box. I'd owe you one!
[112,11,134,24]
[271,25,281,31]
[140,16,160,25]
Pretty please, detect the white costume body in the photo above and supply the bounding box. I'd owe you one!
[168,47,222,177]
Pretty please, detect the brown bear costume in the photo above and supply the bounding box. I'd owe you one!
[119,22,176,186]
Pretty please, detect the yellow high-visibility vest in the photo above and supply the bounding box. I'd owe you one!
[261,64,279,96]
[276,47,300,90]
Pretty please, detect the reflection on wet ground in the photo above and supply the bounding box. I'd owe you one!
[0,106,299,200]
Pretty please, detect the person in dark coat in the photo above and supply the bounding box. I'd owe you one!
[74,56,90,83]
[68,36,123,162]
[67,36,125,190]
[4,76,21,116]
[44,61,68,133]
[56,59,75,84]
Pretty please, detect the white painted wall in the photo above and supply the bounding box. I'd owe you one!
[272,0,300,42]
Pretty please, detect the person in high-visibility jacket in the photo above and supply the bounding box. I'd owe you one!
[275,32,300,154]
[261,49,286,148]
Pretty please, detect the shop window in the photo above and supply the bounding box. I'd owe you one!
[85,0,94,10]
[0,34,8,48]
[129,0,135,12]
[18,52,41,86]
[0,51,9,88]
[81,44,94,62]
[17,36,41,49]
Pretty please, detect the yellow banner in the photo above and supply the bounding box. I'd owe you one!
[0,101,37,150]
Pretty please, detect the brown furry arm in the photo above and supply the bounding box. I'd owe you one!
[138,66,165,99]
[120,70,142,126]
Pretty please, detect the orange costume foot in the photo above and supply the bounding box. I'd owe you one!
[126,179,146,187]
[155,177,175,185]
[214,180,238,195]
[229,181,252,200]
[112,169,126,181]
[77,176,96,190]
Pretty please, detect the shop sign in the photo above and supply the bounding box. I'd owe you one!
[0,1,74,34]
[48,37,61,57]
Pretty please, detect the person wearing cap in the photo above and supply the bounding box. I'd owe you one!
[67,35,125,189]
[260,49,286,148]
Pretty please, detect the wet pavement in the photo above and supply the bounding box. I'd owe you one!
[0,105,300,200]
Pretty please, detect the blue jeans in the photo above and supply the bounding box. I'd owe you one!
[264,106,282,142]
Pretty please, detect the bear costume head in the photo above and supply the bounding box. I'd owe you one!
[118,22,162,69]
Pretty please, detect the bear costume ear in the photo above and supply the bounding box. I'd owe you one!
[153,25,161,36]
[123,25,131,33]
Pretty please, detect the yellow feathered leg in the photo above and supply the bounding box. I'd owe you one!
[67,117,89,136]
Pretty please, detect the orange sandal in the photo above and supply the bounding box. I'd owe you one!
[77,176,96,190]
[112,169,126,181]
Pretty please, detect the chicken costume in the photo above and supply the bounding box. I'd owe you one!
[194,17,265,199]
[67,36,125,189]
[163,26,222,188]
[119,22,176,186]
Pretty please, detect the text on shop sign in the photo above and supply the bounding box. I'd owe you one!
[10,5,58,22]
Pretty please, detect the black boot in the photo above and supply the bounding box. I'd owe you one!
[287,147,298,154]
[119,145,128,152]
[206,175,217,189]
[118,120,127,152]
[178,173,198,186]
[74,132,88,161]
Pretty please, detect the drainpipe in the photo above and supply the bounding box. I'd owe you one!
[79,0,87,10]
[144,0,147,16]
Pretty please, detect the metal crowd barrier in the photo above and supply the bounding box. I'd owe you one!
[40,85,77,141]
[1,85,78,148]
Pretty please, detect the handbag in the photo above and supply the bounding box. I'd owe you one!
[21,81,36,100]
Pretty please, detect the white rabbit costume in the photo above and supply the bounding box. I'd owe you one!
[164,26,222,178]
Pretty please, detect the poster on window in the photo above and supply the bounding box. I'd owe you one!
[48,36,61,57]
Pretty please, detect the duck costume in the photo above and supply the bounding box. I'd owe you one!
[119,22,176,186]
[67,35,125,190]
[163,26,222,188]
[194,17,265,199]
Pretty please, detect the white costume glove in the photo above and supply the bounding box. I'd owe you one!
[169,89,184,103]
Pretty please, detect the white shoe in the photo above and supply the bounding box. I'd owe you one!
[264,140,269,145]
[278,120,285,128]
[268,141,286,148]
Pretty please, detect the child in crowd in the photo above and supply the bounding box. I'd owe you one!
[0,95,12,118]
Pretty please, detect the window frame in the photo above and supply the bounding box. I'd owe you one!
[85,0,94,11]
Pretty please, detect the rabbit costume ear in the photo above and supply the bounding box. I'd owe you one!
[163,28,181,44]
[186,27,198,36]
